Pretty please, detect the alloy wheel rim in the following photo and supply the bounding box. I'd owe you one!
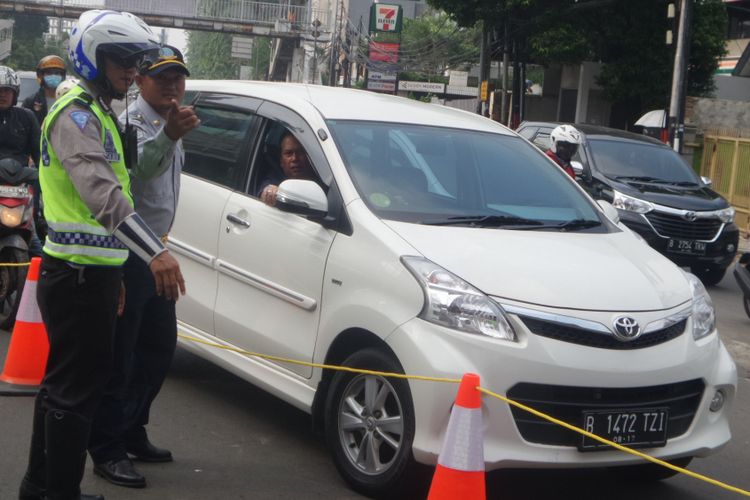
[338,373,404,475]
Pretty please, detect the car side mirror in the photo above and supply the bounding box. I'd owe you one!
[596,199,620,224]
[570,160,584,174]
[701,176,712,187]
[276,179,328,218]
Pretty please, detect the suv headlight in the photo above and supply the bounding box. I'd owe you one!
[402,256,516,341]
[612,190,654,214]
[684,272,716,340]
[717,206,735,224]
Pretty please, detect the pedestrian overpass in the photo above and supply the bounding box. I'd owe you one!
[0,0,332,80]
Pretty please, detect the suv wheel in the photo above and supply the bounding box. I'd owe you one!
[690,265,726,287]
[607,456,693,481]
[324,348,416,497]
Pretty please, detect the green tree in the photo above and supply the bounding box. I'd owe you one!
[186,30,240,79]
[428,0,727,123]
[3,14,51,71]
[398,12,481,80]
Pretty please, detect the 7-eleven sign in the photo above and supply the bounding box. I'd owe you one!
[370,3,403,33]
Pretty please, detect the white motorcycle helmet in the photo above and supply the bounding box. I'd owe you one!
[55,78,80,100]
[0,66,20,105]
[550,124,582,161]
[68,10,159,93]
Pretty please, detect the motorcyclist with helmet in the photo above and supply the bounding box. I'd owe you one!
[546,124,582,179]
[23,55,67,126]
[0,65,44,257]
[18,10,185,500]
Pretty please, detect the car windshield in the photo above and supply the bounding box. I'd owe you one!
[587,138,700,185]
[327,120,604,229]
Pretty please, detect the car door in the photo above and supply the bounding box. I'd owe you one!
[214,101,336,379]
[171,91,262,336]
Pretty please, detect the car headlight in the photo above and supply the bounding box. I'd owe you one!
[0,205,24,228]
[402,256,516,341]
[684,272,716,340]
[717,206,735,224]
[611,190,654,214]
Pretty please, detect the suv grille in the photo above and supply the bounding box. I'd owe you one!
[507,379,704,447]
[520,316,686,349]
[645,212,722,240]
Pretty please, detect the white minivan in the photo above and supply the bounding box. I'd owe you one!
[171,81,737,496]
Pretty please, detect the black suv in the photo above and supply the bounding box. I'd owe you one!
[518,122,739,285]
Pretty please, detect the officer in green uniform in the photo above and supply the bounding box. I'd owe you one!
[19,10,185,500]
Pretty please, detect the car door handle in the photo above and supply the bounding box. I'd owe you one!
[226,213,251,228]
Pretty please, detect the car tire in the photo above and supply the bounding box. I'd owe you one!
[691,265,726,287]
[607,456,693,481]
[324,348,417,497]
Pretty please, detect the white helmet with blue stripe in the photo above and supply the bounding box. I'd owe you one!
[68,10,159,84]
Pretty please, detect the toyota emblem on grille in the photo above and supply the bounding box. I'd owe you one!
[683,211,697,222]
[613,316,641,341]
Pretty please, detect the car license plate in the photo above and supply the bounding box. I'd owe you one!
[667,238,706,256]
[579,408,668,451]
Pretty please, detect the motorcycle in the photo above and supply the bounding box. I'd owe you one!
[0,158,38,329]
[734,252,750,320]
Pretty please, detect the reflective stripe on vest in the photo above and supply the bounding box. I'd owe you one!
[40,86,133,266]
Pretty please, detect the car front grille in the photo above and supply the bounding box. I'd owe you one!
[507,379,704,447]
[519,316,687,349]
[645,212,723,240]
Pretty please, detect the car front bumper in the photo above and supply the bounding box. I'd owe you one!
[387,311,737,471]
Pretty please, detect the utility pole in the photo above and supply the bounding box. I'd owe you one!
[476,22,489,115]
[329,0,341,87]
[668,0,692,153]
[500,21,509,126]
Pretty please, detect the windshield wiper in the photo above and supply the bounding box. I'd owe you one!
[421,215,544,228]
[553,218,602,231]
[613,175,669,184]
[665,180,700,186]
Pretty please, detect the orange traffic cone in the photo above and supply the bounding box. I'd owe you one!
[0,257,48,396]
[428,373,486,500]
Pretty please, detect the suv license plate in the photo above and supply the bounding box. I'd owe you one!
[667,238,706,256]
[579,408,669,451]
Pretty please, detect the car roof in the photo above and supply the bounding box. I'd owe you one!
[519,121,667,147]
[187,80,515,135]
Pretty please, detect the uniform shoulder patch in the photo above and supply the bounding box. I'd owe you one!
[69,111,92,131]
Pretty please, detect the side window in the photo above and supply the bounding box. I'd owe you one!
[517,126,538,140]
[182,104,258,190]
[532,132,551,151]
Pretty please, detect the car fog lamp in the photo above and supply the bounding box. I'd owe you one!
[402,256,516,341]
[611,190,654,214]
[0,206,24,228]
[709,390,725,412]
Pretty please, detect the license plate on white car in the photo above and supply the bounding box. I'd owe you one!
[579,408,669,451]
[0,185,29,198]
[667,238,706,256]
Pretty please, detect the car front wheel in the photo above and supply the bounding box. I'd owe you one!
[324,348,416,497]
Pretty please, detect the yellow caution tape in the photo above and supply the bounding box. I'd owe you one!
[0,262,31,267]
[178,333,750,497]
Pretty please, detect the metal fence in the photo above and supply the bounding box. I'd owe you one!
[14,0,329,32]
[700,132,750,235]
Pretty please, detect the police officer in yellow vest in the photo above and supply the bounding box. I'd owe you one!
[19,10,185,500]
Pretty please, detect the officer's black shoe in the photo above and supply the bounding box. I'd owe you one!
[126,438,173,463]
[93,458,146,488]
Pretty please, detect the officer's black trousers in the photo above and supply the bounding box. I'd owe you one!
[89,253,177,464]
[38,255,122,418]
[22,254,121,497]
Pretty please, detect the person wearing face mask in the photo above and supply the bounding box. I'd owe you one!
[23,55,67,126]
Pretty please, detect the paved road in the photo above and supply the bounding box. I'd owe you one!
[0,268,748,500]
